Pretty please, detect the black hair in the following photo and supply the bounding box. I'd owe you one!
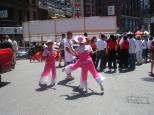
[123,36,127,40]
[110,34,116,41]
[149,36,153,40]
[101,34,106,38]
[127,34,133,38]
[84,32,88,37]
[67,31,72,35]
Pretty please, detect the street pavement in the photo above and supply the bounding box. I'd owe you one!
[0,60,154,115]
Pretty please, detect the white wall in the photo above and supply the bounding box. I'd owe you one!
[23,16,117,41]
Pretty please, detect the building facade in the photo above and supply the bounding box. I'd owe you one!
[0,0,48,27]
[100,0,141,32]
[71,0,141,32]
[38,0,73,19]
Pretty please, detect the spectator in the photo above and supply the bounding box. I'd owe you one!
[135,35,143,65]
[11,36,18,64]
[95,34,107,71]
[107,34,117,72]
[142,35,148,63]
[58,33,66,67]
[119,36,129,69]
[63,31,76,80]
[90,36,97,66]
[127,32,136,71]
[150,38,154,76]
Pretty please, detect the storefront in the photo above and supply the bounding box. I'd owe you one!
[0,27,23,46]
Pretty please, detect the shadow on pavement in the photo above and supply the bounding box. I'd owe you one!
[118,69,132,73]
[58,82,104,100]
[0,82,11,88]
[35,85,56,92]
[104,70,117,74]
[58,79,74,85]
[141,76,154,82]
[60,91,104,100]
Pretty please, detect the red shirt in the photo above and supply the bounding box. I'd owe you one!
[91,43,97,51]
[121,40,129,49]
[107,39,117,50]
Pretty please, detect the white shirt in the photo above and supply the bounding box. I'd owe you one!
[8,39,13,45]
[96,38,107,50]
[142,40,148,49]
[12,40,18,53]
[128,38,136,53]
[135,40,143,52]
[64,39,75,62]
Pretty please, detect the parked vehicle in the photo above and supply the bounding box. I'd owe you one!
[17,47,29,59]
[0,41,14,84]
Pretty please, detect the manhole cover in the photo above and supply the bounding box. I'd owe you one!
[127,96,150,104]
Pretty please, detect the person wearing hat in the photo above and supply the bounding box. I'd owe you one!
[63,36,105,93]
[39,40,56,88]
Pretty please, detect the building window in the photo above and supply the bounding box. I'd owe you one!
[27,11,30,21]
[33,11,36,20]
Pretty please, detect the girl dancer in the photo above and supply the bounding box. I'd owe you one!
[63,36,105,92]
[39,40,56,88]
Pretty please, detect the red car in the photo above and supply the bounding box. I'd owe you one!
[0,48,14,73]
[0,42,15,84]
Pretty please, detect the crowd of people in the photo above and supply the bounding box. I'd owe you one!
[1,31,153,93]
[57,31,154,73]
[38,30,154,93]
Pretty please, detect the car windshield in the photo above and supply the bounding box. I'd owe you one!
[18,47,29,51]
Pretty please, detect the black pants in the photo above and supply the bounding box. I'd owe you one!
[108,49,117,69]
[95,50,105,70]
[119,49,128,68]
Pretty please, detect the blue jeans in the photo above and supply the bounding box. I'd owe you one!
[128,53,136,69]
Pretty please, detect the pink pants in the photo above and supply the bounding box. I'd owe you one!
[40,62,56,84]
[65,59,104,89]
[71,60,98,80]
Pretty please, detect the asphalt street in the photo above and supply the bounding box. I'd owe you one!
[0,60,154,115]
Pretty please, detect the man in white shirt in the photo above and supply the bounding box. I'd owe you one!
[63,31,76,80]
[128,33,136,70]
[142,35,148,63]
[135,35,143,65]
[11,36,18,64]
[95,34,107,71]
